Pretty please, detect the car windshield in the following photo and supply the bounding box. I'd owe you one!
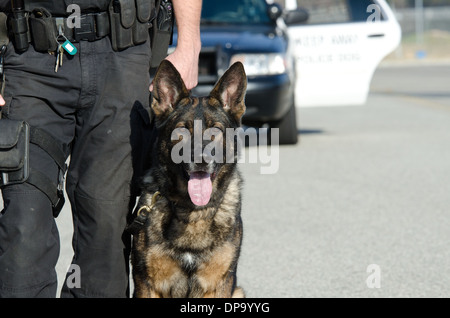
[201,0,271,25]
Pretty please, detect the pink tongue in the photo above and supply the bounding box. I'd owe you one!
[188,172,212,206]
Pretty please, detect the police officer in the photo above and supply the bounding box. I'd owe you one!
[0,0,201,297]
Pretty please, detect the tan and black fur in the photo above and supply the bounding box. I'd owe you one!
[129,60,247,298]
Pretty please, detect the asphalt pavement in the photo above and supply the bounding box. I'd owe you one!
[237,63,450,297]
[2,63,450,298]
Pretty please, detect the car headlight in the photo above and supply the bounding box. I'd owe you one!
[230,53,287,76]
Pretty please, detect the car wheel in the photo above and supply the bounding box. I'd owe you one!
[270,102,299,145]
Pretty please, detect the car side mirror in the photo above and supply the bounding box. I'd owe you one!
[284,8,309,25]
[267,3,283,21]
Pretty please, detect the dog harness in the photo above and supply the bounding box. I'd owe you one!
[127,191,161,235]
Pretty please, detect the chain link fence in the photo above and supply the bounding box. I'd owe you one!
[388,4,450,60]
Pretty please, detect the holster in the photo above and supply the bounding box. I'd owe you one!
[0,119,30,186]
[28,7,58,52]
[150,0,174,68]
[109,0,155,51]
[0,118,67,218]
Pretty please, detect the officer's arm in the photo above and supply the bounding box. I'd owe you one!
[165,0,202,90]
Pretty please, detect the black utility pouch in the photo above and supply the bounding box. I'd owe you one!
[150,0,173,68]
[28,8,57,52]
[109,0,154,51]
[135,0,153,45]
[0,119,30,187]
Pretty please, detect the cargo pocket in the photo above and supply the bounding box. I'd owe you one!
[0,119,30,186]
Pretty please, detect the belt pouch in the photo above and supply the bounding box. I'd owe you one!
[0,119,30,186]
[109,0,135,51]
[28,8,57,52]
[134,0,153,45]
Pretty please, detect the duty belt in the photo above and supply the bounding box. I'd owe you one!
[8,10,111,54]
[53,12,111,43]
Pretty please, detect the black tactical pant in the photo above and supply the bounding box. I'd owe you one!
[0,38,152,297]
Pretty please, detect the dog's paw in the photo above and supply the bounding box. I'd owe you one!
[232,287,245,298]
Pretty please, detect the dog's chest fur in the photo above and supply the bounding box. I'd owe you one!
[139,172,241,253]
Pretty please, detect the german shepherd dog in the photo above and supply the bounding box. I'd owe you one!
[129,60,247,298]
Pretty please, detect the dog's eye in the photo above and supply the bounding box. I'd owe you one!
[206,126,224,142]
[171,126,189,143]
[213,124,224,133]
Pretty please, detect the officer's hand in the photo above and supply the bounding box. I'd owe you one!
[164,48,199,90]
[0,95,4,106]
[148,49,200,92]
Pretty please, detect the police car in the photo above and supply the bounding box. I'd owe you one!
[169,0,401,144]
[286,0,401,107]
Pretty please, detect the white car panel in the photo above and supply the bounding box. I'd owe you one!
[287,0,401,107]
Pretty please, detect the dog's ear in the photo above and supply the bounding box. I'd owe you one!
[210,62,247,123]
[152,60,190,120]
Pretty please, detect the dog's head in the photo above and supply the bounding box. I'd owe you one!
[151,60,247,207]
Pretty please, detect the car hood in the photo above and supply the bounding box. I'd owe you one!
[172,24,286,53]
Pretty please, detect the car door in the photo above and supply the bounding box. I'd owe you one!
[286,0,401,107]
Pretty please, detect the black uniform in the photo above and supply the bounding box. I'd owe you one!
[0,0,154,297]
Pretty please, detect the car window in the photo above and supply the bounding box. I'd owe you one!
[201,0,270,24]
[298,0,386,24]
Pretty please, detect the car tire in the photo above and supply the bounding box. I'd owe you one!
[270,102,299,145]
